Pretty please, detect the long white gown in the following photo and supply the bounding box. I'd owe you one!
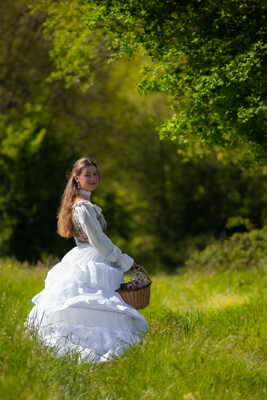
[24,199,148,363]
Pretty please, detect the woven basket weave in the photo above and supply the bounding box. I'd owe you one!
[116,265,152,310]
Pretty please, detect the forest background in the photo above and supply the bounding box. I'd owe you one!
[0,0,266,272]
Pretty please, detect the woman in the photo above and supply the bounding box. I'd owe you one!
[24,157,148,363]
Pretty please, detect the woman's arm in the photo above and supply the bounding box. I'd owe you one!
[74,203,134,272]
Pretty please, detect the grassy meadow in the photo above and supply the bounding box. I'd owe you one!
[0,258,266,400]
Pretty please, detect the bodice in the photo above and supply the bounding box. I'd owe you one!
[72,200,107,245]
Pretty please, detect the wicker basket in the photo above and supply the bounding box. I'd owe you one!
[116,265,152,310]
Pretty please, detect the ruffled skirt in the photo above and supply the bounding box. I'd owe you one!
[24,244,148,363]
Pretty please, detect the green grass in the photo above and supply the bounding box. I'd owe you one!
[0,258,266,400]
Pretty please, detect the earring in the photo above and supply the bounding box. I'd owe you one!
[75,178,80,190]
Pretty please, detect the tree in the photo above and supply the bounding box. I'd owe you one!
[0,0,78,260]
[31,0,267,164]
[1,0,266,268]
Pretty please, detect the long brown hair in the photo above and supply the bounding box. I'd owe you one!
[57,157,98,238]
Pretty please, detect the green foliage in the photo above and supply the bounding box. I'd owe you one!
[0,1,79,260]
[185,226,267,271]
[0,101,76,260]
[0,260,266,399]
[0,103,48,160]
[37,0,109,91]
[31,0,267,163]
[126,148,267,270]
[225,216,254,231]
[1,0,267,267]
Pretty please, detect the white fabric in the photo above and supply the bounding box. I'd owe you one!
[73,201,134,272]
[24,201,148,363]
[79,189,91,197]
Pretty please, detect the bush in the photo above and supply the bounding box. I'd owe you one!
[185,227,267,271]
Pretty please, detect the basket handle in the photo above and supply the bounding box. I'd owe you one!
[131,264,152,283]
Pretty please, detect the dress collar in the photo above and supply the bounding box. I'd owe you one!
[79,189,91,198]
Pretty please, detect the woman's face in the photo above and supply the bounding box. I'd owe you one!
[76,165,99,192]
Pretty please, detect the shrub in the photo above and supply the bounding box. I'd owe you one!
[185,227,267,271]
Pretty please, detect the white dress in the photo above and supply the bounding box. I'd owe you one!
[24,199,148,363]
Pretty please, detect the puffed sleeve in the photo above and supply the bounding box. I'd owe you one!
[74,203,134,272]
